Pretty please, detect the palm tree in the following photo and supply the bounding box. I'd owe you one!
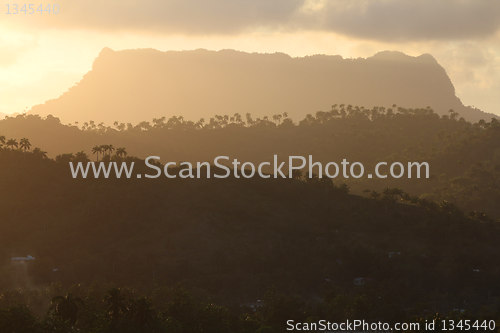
[99,145,109,160]
[99,144,115,158]
[116,147,127,158]
[92,145,102,161]
[50,293,84,326]
[19,138,31,151]
[6,138,18,150]
[0,135,5,148]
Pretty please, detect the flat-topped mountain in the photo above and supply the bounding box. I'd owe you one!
[30,48,495,123]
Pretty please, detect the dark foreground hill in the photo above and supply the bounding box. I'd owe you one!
[29,48,495,123]
[0,149,499,320]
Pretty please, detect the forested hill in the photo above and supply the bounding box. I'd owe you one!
[1,106,499,217]
[28,48,495,123]
[0,148,499,318]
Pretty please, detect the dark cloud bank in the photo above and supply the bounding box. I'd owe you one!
[29,0,500,40]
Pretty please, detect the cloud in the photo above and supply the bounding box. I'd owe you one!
[18,0,302,34]
[309,0,500,41]
[7,0,500,40]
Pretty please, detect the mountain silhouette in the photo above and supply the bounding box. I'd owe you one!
[29,48,495,123]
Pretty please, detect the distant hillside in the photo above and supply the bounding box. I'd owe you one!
[29,48,495,124]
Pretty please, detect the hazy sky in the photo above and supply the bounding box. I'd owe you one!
[1,0,499,116]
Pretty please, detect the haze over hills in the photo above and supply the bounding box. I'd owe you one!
[29,48,495,124]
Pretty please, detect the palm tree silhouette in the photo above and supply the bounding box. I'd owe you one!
[6,139,18,150]
[0,135,5,148]
[116,147,127,158]
[99,144,115,158]
[92,145,102,161]
[19,138,31,151]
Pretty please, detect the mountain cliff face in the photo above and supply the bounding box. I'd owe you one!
[30,48,494,123]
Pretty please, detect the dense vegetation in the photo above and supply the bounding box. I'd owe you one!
[1,105,499,217]
[0,106,499,331]
[1,285,498,333]
[0,142,499,331]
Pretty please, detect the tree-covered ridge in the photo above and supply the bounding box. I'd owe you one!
[1,105,499,217]
[9,104,474,131]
